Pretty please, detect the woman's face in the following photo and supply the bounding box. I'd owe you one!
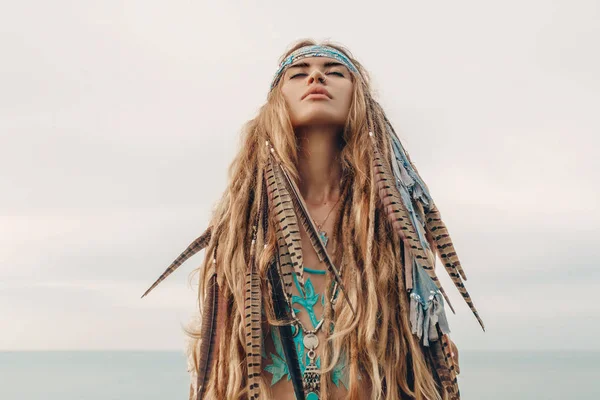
[280,56,354,128]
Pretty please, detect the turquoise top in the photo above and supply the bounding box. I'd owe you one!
[263,266,350,389]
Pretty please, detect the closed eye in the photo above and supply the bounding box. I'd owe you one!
[290,71,345,79]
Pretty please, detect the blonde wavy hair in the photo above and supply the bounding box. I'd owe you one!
[184,39,445,400]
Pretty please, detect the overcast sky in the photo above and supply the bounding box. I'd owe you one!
[1,0,598,351]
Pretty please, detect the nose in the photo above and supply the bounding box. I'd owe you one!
[308,69,326,85]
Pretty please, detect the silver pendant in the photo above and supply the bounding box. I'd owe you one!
[302,333,320,396]
[302,344,321,400]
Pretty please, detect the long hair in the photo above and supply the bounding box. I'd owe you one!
[185,39,445,400]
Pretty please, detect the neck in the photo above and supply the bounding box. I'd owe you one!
[295,125,343,205]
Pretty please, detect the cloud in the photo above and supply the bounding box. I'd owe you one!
[1,0,598,350]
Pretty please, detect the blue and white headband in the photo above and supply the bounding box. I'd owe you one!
[270,45,360,90]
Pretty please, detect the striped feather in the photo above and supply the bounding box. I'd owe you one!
[426,204,484,330]
[385,118,468,283]
[194,272,219,400]
[427,327,460,400]
[368,132,454,308]
[273,158,356,317]
[388,134,430,252]
[267,259,306,400]
[244,233,262,400]
[141,226,212,298]
[383,116,432,208]
[275,225,295,298]
[264,155,305,295]
[374,129,485,331]
[388,126,468,283]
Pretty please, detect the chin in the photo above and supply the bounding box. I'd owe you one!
[292,110,347,127]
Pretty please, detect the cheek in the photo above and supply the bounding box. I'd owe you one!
[281,87,299,111]
[339,86,353,114]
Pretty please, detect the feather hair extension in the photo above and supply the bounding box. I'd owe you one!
[384,117,468,282]
[371,129,485,330]
[244,220,263,400]
[425,203,484,330]
[264,152,305,296]
[426,326,460,400]
[275,224,295,298]
[194,270,219,400]
[140,226,213,298]
[368,131,454,308]
[382,122,484,331]
[267,258,306,400]
[244,172,272,400]
[266,141,356,317]
[388,134,430,253]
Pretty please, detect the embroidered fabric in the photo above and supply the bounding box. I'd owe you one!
[263,267,350,389]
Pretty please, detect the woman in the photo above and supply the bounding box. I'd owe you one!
[142,39,484,400]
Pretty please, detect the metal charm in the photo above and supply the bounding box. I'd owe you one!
[302,332,321,397]
[303,348,320,397]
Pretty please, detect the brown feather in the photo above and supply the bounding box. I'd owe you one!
[194,272,219,400]
[368,132,454,307]
[141,226,212,298]
[267,259,306,400]
[264,154,304,295]
[425,204,485,331]
[370,129,484,330]
[382,112,468,284]
[270,149,356,317]
[244,232,262,400]
[382,115,483,326]
[427,206,468,281]
[426,326,460,400]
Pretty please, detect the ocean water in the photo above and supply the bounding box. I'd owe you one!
[0,351,598,399]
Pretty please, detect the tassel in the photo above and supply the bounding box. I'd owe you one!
[194,268,220,400]
[264,152,305,296]
[267,141,356,317]
[408,258,451,347]
[141,226,212,298]
[267,259,306,400]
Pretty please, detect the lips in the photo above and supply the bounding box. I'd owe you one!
[302,86,332,100]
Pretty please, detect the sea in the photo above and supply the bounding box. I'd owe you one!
[0,351,598,399]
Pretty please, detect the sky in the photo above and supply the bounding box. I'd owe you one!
[1,0,598,351]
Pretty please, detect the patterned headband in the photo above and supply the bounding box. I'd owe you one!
[270,45,360,90]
